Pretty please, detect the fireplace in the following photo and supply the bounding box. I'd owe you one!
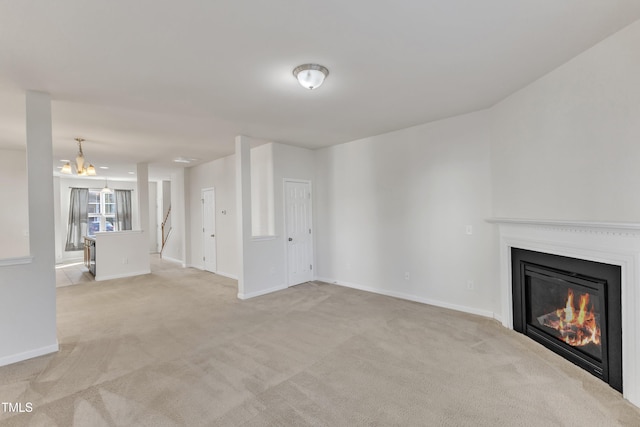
[512,248,622,392]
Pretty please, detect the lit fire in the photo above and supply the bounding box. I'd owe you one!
[538,289,601,347]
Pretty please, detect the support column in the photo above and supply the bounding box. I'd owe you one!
[0,91,58,365]
[26,91,56,263]
[136,162,150,236]
[136,163,151,275]
[235,135,252,298]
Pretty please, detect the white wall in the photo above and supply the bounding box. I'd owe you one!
[313,19,640,319]
[187,155,237,278]
[94,230,150,281]
[236,139,315,299]
[315,110,497,316]
[158,180,171,252]
[148,181,158,252]
[491,20,640,222]
[55,178,139,263]
[0,149,29,258]
[0,91,58,366]
[251,143,275,236]
[162,169,186,265]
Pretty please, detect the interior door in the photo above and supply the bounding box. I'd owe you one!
[202,188,217,272]
[285,180,313,286]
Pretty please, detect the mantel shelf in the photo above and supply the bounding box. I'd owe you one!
[486,218,640,232]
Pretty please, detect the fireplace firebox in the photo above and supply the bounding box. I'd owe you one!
[512,248,622,392]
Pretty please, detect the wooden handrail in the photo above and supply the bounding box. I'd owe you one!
[162,205,171,227]
[160,205,172,258]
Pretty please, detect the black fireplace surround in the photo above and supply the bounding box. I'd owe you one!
[512,248,622,392]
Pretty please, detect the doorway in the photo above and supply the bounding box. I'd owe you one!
[202,188,217,273]
[284,180,313,286]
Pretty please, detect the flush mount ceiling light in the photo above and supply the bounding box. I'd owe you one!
[293,64,329,90]
[61,138,96,176]
[173,156,197,164]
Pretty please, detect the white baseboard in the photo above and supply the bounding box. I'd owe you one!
[56,256,83,265]
[0,256,33,267]
[185,265,238,281]
[161,256,185,267]
[0,341,59,367]
[315,276,496,319]
[95,269,151,282]
[238,284,287,300]
[216,271,238,280]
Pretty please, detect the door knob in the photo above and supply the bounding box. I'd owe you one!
[211,234,215,237]
[288,237,293,241]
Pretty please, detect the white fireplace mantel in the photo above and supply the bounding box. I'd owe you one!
[488,218,640,407]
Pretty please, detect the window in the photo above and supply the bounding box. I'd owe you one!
[88,189,115,235]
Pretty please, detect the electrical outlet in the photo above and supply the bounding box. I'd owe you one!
[122,257,129,264]
[466,280,474,290]
[466,225,473,235]
[405,272,410,280]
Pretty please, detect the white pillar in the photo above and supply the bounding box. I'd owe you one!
[0,91,58,365]
[136,162,150,236]
[136,163,151,275]
[26,91,56,263]
[235,135,252,298]
[169,168,187,267]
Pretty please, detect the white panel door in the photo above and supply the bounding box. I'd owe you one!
[202,188,217,272]
[285,181,313,286]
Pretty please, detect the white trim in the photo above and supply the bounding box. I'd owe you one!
[487,217,640,232]
[0,256,34,267]
[186,264,238,281]
[315,276,496,319]
[251,235,278,241]
[237,284,287,300]
[489,218,640,408]
[216,271,238,280]
[0,341,59,367]
[95,269,151,281]
[161,255,185,267]
[201,187,217,274]
[95,230,144,235]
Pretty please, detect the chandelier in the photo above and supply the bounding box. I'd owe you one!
[61,138,96,176]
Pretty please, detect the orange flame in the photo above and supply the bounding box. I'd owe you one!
[544,289,600,347]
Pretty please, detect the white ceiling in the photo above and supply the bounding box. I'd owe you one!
[1,1,639,180]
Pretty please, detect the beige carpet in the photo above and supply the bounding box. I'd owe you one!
[1,257,639,426]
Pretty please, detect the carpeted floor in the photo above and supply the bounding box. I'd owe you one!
[1,257,640,426]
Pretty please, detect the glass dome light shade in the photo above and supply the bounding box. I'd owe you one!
[61,162,72,174]
[293,64,329,90]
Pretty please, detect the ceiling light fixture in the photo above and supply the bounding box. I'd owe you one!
[293,64,329,90]
[173,156,198,164]
[60,138,97,176]
[100,179,113,195]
